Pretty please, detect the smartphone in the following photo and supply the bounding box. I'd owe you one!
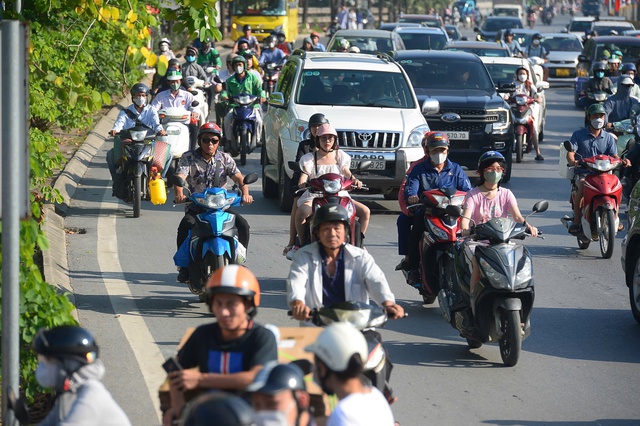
[162,357,183,374]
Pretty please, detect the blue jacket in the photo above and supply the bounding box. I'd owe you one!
[404,158,472,203]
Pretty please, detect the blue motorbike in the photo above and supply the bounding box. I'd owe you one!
[229,93,259,166]
[172,173,258,301]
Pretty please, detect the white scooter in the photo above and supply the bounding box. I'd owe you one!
[528,56,545,83]
[156,107,191,169]
[184,75,210,126]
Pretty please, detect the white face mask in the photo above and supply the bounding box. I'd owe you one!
[133,96,147,107]
[235,65,244,74]
[533,39,540,46]
[430,152,447,165]
[591,118,605,129]
[268,42,276,49]
[160,44,168,52]
[518,74,527,82]
[254,410,289,426]
[36,358,63,389]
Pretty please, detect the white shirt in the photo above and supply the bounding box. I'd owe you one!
[327,387,395,426]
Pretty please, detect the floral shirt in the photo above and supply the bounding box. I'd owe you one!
[177,148,240,200]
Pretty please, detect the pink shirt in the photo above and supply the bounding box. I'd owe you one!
[464,186,517,225]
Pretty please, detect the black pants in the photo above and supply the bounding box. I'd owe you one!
[408,213,425,269]
[189,122,199,152]
[177,208,250,249]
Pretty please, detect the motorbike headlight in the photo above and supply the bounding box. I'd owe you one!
[479,257,511,290]
[345,201,356,218]
[322,178,342,194]
[514,256,532,288]
[515,96,527,106]
[626,124,634,133]
[407,124,431,147]
[267,63,276,70]
[427,221,449,240]
[431,194,448,208]
[196,193,229,209]
[451,195,465,206]
[130,130,147,141]
[490,108,510,132]
[593,158,614,171]
[237,94,252,105]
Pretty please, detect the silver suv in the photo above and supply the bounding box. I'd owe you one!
[262,50,437,211]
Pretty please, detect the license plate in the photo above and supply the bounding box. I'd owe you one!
[556,68,570,77]
[443,131,469,140]
[351,160,385,170]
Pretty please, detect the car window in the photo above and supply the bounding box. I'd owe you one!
[399,58,494,92]
[278,61,296,102]
[593,24,635,35]
[595,42,640,61]
[569,20,592,32]
[399,32,448,50]
[295,69,415,108]
[483,19,521,31]
[329,36,394,53]
[446,47,509,57]
[542,37,582,52]
[484,63,533,85]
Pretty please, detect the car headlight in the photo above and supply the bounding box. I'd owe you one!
[479,257,511,289]
[407,124,431,147]
[490,108,510,132]
[195,193,229,209]
[323,178,342,194]
[514,255,532,288]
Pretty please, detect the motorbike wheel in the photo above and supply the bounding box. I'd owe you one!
[133,175,142,218]
[466,337,482,349]
[240,129,248,166]
[515,134,524,163]
[629,249,640,324]
[498,309,522,367]
[196,252,230,302]
[598,209,615,259]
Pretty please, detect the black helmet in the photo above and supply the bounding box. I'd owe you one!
[247,362,306,395]
[309,113,329,127]
[533,32,542,39]
[33,325,99,370]
[243,24,252,32]
[504,29,514,37]
[181,391,257,426]
[130,83,149,97]
[313,204,350,231]
[592,61,607,72]
[477,150,506,172]
[168,58,180,68]
[264,35,276,45]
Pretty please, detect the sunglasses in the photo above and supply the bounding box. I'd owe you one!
[201,137,220,145]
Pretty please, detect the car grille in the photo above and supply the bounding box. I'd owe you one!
[429,122,486,132]
[337,131,401,149]
[549,60,576,65]
[425,108,498,133]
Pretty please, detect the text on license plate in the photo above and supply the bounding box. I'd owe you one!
[443,131,469,140]
[556,68,570,77]
[351,160,386,170]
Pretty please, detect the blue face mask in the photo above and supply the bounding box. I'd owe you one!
[595,71,605,78]
[186,55,196,63]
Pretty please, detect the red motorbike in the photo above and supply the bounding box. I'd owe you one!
[403,187,466,304]
[561,141,622,259]
[509,93,536,163]
[262,62,282,98]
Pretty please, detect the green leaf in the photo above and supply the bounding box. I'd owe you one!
[69,69,83,86]
[101,91,111,105]
[69,91,78,107]
[173,22,185,34]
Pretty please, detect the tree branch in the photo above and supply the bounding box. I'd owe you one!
[80,45,119,85]
[69,18,96,68]
[121,45,130,98]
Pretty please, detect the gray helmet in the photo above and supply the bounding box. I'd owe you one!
[247,362,306,394]
[130,83,150,97]
[181,392,257,426]
[309,113,329,127]
[592,61,607,72]
[313,203,350,231]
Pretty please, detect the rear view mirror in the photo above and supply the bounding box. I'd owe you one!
[421,98,440,115]
[244,172,259,185]
[532,200,549,213]
[563,140,574,152]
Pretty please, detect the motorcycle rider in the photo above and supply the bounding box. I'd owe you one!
[181,391,257,426]
[197,39,222,72]
[503,29,524,57]
[304,323,396,425]
[621,63,640,99]
[311,31,326,51]
[583,61,614,102]
[294,123,370,247]
[301,37,315,52]
[223,55,265,151]
[513,66,544,161]
[152,58,182,96]
[567,103,630,235]
[402,132,471,287]
[259,35,287,66]
[174,122,254,282]
[524,33,549,81]
[335,38,350,53]
[233,25,261,56]
[158,37,176,61]
[325,17,342,38]
[582,30,597,57]
[604,75,639,125]
[284,113,330,260]
[33,325,131,426]
[181,46,209,83]
[164,265,277,425]
[151,69,200,151]
[606,56,622,78]
[248,362,315,426]
[107,83,167,198]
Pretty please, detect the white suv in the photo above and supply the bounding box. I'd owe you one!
[262,50,437,211]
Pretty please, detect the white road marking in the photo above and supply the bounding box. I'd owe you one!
[96,192,164,424]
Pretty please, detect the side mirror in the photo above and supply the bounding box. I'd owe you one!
[243,172,259,185]
[421,98,440,115]
[269,92,285,107]
[169,174,187,188]
[536,81,550,90]
[445,204,463,217]
[561,28,568,33]
[288,161,301,172]
[532,200,549,213]
[563,140,574,152]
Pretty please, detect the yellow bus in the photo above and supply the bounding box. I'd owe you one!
[230,0,299,43]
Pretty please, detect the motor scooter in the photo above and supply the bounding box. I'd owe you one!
[262,62,282,99]
[156,106,192,169]
[509,93,536,163]
[560,141,622,258]
[577,90,608,109]
[184,75,210,126]
[442,201,548,366]
[172,172,259,301]
[289,161,370,247]
[227,93,260,166]
[400,187,466,305]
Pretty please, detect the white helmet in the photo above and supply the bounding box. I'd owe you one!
[305,323,367,372]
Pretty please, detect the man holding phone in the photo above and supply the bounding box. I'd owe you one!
[163,265,277,425]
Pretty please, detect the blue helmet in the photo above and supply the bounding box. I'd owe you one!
[622,63,637,73]
[478,150,506,171]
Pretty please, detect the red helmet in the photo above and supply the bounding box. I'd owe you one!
[198,122,222,139]
[422,131,450,149]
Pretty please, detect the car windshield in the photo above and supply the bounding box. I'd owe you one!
[593,24,635,36]
[595,42,640,61]
[329,36,393,53]
[296,70,415,108]
[232,0,286,16]
[569,20,593,32]
[512,32,534,47]
[398,57,495,92]
[494,8,519,17]
[484,63,537,86]
[398,32,448,50]
[483,19,520,31]
[446,46,509,57]
[542,36,582,52]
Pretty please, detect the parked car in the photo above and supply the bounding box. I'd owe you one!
[444,24,463,41]
[592,20,636,36]
[326,29,406,54]
[394,26,450,50]
[263,50,435,209]
[563,16,595,36]
[480,56,548,142]
[445,40,509,57]
[393,50,514,181]
[475,16,523,42]
[398,13,445,29]
[541,33,583,82]
[574,36,640,106]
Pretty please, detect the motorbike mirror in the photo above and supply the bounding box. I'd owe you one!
[191,100,199,107]
[243,172,259,185]
[168,174,187,188]
[7,387,30,425]
[357,160,371,170]
[445,204,463,217]
[532,200,549,213]
[289,359,313,375]
[562,140,574,152]
[288,161,302,172]
[175,53,183,58]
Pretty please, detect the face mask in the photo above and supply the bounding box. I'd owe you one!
[169,82,180,91]
[235,65,244,74]
[518,74,527,82]
[254,410,289,426]
[268,42,275,49]
[533,39,540,46]
[133,96,146,107]
[591,118,605,129]
[595,71,605,78]
[36,359,63,389]
[160,45,168,52]
[484,170,502,184]
[186,55,196,63]
[430,152,447,165]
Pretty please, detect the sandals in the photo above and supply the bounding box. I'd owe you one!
[282,245,294,256]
